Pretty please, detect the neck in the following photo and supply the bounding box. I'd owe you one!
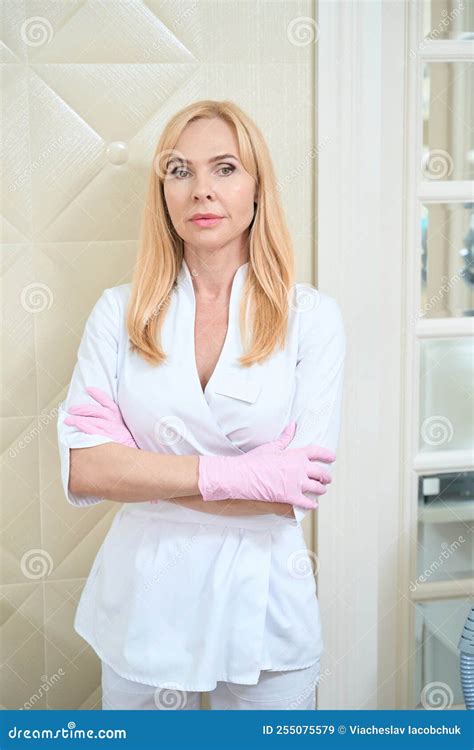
[182,252,249,303]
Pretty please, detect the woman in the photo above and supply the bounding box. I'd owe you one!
[57,100,346,711]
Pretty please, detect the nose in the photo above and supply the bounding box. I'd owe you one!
[192,172,216,201]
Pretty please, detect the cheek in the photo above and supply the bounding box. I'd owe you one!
[228,180,253,201]
[225,184,255,222]
[163,186,180,215]
[164,189,189,233]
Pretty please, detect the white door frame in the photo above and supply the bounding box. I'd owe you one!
[316,0,473,710]
[316,0,408,709]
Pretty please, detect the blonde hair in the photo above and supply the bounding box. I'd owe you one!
[127,99,296,366]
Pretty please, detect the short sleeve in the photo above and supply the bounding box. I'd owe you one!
[57,288,121,508]
[287,293,346,525]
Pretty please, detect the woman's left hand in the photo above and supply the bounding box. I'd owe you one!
[64,386,139,449]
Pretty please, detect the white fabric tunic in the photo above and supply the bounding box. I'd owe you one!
[57,259,346,691]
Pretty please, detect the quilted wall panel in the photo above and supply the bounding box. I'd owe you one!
[1,0,316,709]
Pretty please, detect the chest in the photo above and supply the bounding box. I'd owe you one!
[194,301,229,392]
[118,290,299,455]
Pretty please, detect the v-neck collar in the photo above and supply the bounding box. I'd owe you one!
[177,257,250,404]
[171,258,257,456]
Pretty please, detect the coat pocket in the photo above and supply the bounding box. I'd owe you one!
[212,372,263,403]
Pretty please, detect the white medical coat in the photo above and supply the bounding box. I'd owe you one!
[57,259,346,691]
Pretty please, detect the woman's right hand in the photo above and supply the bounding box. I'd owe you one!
[198,421,335,510]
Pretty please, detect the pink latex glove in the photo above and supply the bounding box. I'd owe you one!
[64,386,138,449]
[198,421,335,510]
[65,387,162,504]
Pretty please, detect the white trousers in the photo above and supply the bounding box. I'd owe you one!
[101,660,321,710]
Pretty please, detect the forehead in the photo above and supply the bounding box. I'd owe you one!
[173,118,239,161]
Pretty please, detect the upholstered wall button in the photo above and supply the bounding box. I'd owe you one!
[106,141,128,165]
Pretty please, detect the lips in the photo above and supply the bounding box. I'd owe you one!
[190,213,222,220]
[190,216,224,228]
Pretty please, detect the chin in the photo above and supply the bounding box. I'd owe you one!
[189,234,229,248]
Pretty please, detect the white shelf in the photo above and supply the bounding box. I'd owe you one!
[414,449,474,473]
[419,499,474,524]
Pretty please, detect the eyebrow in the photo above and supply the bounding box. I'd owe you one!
[167,153,239,167]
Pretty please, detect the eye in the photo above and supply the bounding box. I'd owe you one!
[217,164,235,176]
[169,166,190,179]
[167,163,236,179]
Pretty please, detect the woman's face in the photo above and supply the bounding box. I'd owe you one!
[162,118,257,253]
